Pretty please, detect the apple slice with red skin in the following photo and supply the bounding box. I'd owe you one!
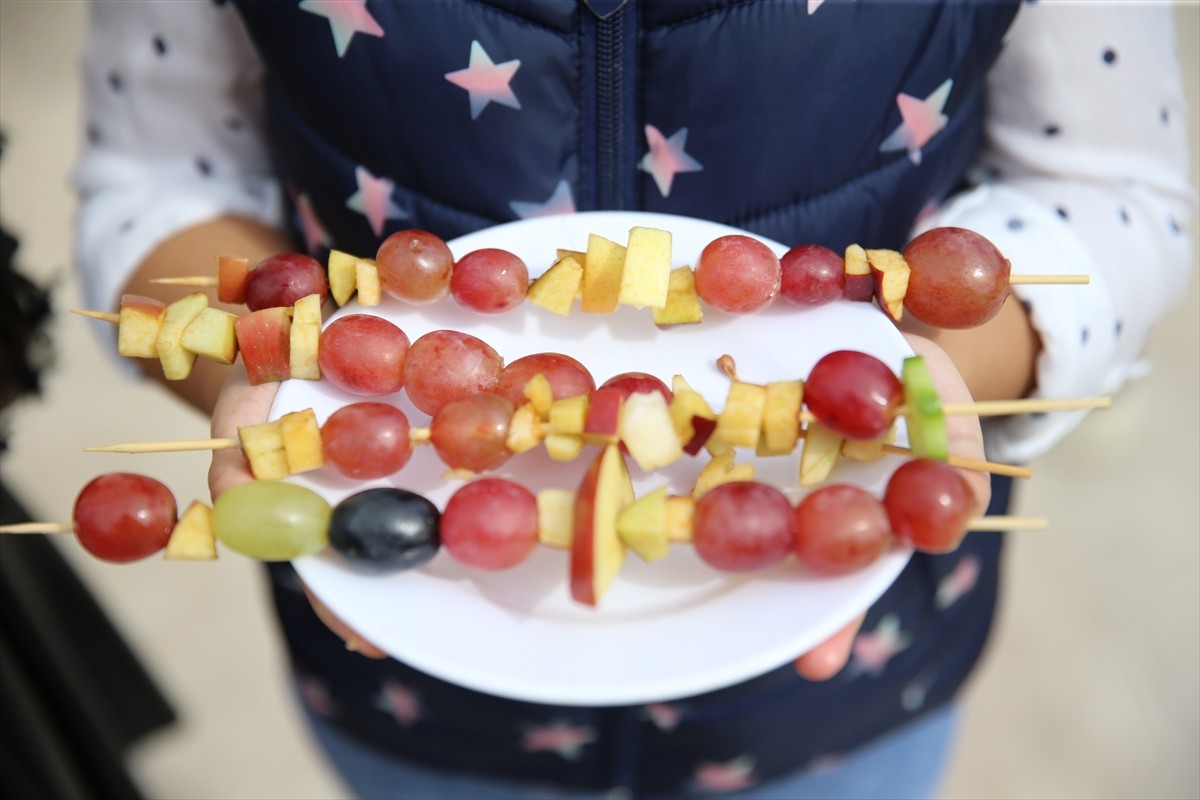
[570,444,634,607]
[236,306,292,385]
[583,386,624,445]
[217,255,251,304]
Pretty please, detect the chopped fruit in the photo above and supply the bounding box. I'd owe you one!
[375,229,454,305]
[903,227,1011,329]
[884,458,975,553]
[238,420,289,480]
[117,294,166,359]
[693,450,755,498]
[450,248,529,314]
[794,485,892,575]
[165,500,218,561]
[279,408,325,474]
[493,353,595,408]
[288,293,323,381]
[713,380,767,450]
[867,248,911,322]
[601,371,672,402]
[618,391,684,472]
[216,255,251,304]
[527,254,583,316]
[327,249,360,306]
[236,306,292,385]
[156,292,209,380]
[544,433,585,461]
[617,485,670,562]
[212,481,330,561]
[804,350,904,440]
[759,380,804,456]
[319,314,407,396]
[901,355,949,460]
[180,307,239,365]
[580,233,625,313]
[844,243,873,302]
[556,248,586,264]
[73,473,177,563]
[356,260,382,306]
[548,394,590,435]
[536,488,575,549]
[441,479,538,570]
[653,266,704,325]
[664,495,695,543]
[841,426,895,461]
[570,444,633,607]
[583,386,623,445]
[618,226,672,309]
[523,372,555,418]
[505,402,544,454]
[779,244,845,307]
[799,421,843,487]
[668,375,718,455]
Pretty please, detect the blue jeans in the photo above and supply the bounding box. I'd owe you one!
[305,703,959,800]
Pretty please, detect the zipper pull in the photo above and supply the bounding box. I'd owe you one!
[582,0,629,19]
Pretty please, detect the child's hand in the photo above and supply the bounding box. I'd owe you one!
[794,332,991,680]
[207,364,388,659]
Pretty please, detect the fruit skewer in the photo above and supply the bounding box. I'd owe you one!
[0,459,1048,610]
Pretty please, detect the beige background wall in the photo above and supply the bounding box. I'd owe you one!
[1,2,1197,798]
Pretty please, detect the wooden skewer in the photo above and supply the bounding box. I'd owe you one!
[1009,274,1089,285]
[0,522,75,534]
[70,308,120,324]
[85,438,239,454]
[877,443,1031,479]
[149,276,219,287]
[797,395,1111,426]
[969,515,1047,530]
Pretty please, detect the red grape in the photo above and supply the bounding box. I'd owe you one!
[692,481,794,572]
[450,248,529,314]
[73,473,177,563]
[779,244,845,307]
[244,253,328,311]
[321,402,413,480]
[805,350,904,440]
[493,353,596,408]
[319,314,409,396]
[599,372,672,403]
[903,227,1011,329]
[694,235,781,314]
[884,458,975,553]
[376,229,455,304]
[441,479,538,570]
[793,484,892,575]
[403,330,504,416]
[430,393,514,473]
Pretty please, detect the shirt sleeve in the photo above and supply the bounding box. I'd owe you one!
[917,1,1196,463]
[72,0,284,315]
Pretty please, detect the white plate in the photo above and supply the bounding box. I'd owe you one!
[276,211,914,706]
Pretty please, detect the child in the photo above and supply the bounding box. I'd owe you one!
[74,2,1193,797]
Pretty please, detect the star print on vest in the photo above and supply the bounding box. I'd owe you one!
[807,0,825,14]
[291,189,331,254]
[511,179,576,219]
[880,78,954,165]
[935,555,980,609]
[846,613,911,678]
[692,755,757,793]
[299,0,384,58]
[445,40,522,120]
[373,679,422,727]
[346,165,406,236]
[520,721,597,761]
[639,125,703,198]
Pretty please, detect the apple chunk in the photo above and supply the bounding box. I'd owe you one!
[289,293,323,381]
[235,307,292,385]
[844,243,873,302]
[164,500,217,561]
[156,292,209,380]
[580,233,625,313]
[653,266,703,326]
[527,255,583,316]
[867,248,911,322]
[180,307,239,365]
[619,226,672,309]
[570,444,634,607]
[117,294,166,359]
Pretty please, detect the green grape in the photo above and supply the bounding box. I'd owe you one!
[212,480,331,561]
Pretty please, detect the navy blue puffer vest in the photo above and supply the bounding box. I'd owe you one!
[233,1,1020,795]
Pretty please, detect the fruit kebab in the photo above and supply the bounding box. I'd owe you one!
[0,458,1048,609]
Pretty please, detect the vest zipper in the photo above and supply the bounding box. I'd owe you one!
[585,3,637,210]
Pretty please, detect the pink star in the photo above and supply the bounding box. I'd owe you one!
[345,165,406,237]
[639,124,703,198]
[298,674,335,716]
[373,680,421,727]
[693,755,756,793]
[510,179,576,219]
[935,554,980,609]
[848,614,911,677]
[299,0,384,58]
[643,702,683,731]
[880,78,953,165]
[520,721,597,761]
[293,191,331,253]
[445,40,521,120]
[808,0,826,13]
